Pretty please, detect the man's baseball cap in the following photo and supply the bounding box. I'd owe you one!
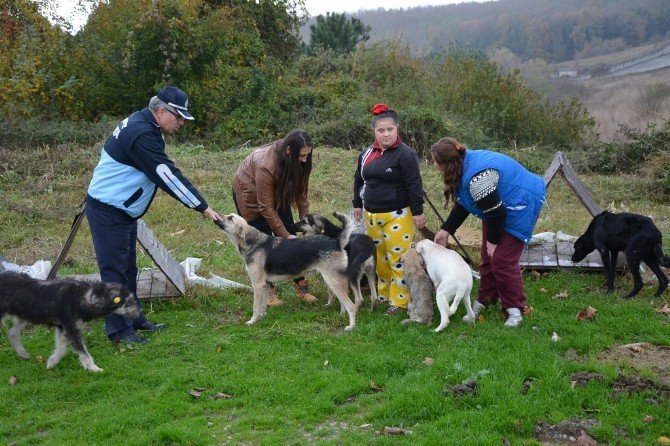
[156,86,194,120]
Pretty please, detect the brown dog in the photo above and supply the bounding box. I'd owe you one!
[400,247,434,325]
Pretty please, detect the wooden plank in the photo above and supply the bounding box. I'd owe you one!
[136,219,186,295]
[68,269,180,298]
[555,152,603,217]
[520,241,626,270]
[543,151,563,187]
[48,202,87,279]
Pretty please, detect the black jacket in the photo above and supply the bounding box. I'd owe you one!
[352,142,424,215]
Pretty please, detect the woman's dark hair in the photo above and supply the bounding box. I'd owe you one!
[275,129,313,209]
[430,137,467,209]
[370,103,399,128]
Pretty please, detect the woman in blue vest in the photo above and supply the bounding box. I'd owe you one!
[430,137,545,327]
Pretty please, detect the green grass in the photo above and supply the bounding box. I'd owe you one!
[1,142,669,445]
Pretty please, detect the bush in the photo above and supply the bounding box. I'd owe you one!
[0,117,119,148]
[641,151,670,200]
[579,121,670,174]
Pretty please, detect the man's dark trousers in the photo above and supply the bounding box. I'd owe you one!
[86,195,148,339]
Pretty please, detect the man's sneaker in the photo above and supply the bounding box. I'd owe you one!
[463,300,486,322]
[110,332,148,345]
[504,307,523,327]
[135,320,165,331]
[267,286,283,307]
[294,279,318,303]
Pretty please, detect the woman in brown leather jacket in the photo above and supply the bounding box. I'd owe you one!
[232,129,317,306]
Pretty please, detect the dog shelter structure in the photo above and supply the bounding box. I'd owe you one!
[518,151,624,270]
[48,201,184,298]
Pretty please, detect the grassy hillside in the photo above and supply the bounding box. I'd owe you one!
[1,142,669,445]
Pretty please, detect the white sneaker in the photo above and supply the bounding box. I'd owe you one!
[504,308,522,327]
[463,300,486,322]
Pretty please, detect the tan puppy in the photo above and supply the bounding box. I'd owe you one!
[399,247,434,325]
[415,239,475,332]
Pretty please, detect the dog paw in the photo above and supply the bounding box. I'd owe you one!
[86,365,103,372]
[17,350,30,360]
[434,326,447,333]
[46,359,58,369]
[462,315,475,323]
[343,325,355,332]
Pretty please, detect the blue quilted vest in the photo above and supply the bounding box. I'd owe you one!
[457,150,545,243]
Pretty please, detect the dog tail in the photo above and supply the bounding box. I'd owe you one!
[332,212,353,250]
[655,244,670,268]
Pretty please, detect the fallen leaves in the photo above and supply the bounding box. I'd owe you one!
[553,290,569,299]
[369,381,385,392]
[551,332,561,342]
[381,426,411,435]
[657,436,670,444]
[422,357,434,366]
[8,376,17,385]
[577,305,598,321]
[187,388,233,400]
[656,304,670,314]
[575,429,597,446]
[188,388,206,399]
[642,415,655,424]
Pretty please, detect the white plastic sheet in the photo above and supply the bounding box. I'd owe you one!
[0,257,52,279]
[180,257,250,291]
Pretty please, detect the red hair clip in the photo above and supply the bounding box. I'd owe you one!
[371,103,389,115]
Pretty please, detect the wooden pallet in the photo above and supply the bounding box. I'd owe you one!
[521,241,625,270]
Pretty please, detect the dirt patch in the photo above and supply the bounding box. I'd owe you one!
[534,418,599,445]
[609,374,670,400]
[598,343,670,386]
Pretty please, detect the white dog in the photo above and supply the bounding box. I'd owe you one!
[415,239,475,332]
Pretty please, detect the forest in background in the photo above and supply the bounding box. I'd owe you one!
[354,0,670,62]
[1,0,668,186]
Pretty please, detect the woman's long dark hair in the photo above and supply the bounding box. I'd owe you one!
[275,129,313,209]
[430,137,467,209]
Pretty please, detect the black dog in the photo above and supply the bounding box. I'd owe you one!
[293,213,378,311]
[0,272,140,371]
[571,211,670,298]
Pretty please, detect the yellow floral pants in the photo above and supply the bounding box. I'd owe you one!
[365,207,414,308]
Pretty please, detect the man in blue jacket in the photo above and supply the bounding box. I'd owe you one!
[86,86,223,344]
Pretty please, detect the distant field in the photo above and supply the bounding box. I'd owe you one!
[565,68,670,141]
[551,38,670,142]
[555,39,670,73]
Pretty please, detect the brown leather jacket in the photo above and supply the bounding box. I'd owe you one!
[232,143,309,238]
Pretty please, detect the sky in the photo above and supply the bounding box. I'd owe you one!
[55,0,490,31]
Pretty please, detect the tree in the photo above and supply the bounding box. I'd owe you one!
[307,12,370,55]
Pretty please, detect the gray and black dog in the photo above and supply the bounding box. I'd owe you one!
[293,213,378,312]
[0,271,140,371]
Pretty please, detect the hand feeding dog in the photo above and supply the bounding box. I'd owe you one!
[571,211,670,298]
[293,213,378,312]
[215,212,359,331]
[399,247,434,325]
[415,239,475,332]
[0,271,140,372]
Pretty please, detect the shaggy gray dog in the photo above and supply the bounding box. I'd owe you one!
[400,247,434,325]
[0,272,140,372]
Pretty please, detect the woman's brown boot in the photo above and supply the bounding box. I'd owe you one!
[294,279,317,303]
[267,285,283,306]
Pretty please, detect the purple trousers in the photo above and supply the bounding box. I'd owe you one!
[477,222,527,311]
